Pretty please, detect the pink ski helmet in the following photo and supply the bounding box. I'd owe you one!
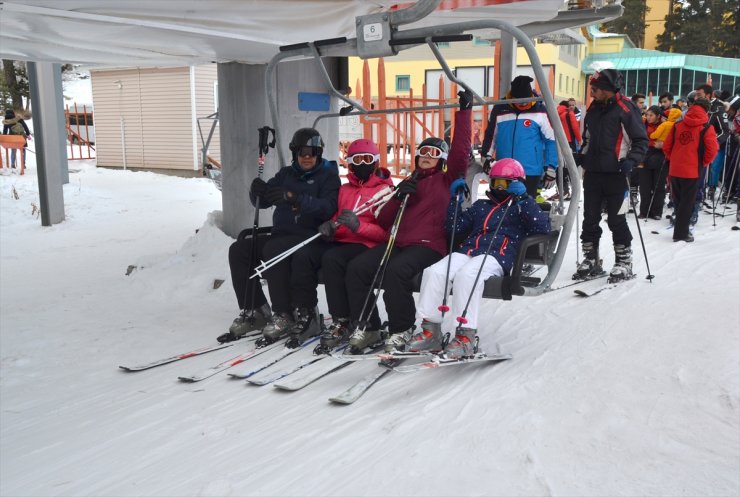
[347,139,380,157]
[489,158,525,180]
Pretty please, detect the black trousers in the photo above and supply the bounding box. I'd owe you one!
[581,172,633,248]
[346,244,442,333]
[638,166,668,217]
[320,243,370,320]
[670,177,699,240]
[287,238,334,309]
[229,232,321,314]
[524,175,542,196]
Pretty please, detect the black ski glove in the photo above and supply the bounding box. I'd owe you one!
[250,178,268,198]
[337,209,360,232]
[318,220,336,241]
[458,89,474,111]
[265,186,297,206]
[394,176,418,199]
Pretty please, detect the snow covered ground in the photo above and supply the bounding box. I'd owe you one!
[1,154,739,497]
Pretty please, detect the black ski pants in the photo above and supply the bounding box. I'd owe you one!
[346,244,442,333]
[290,239,337,308]
[670,177,699,240]
[638,165,668,217]
[580,171,633,248]
[229,232,321,314]
[320,243,370,321]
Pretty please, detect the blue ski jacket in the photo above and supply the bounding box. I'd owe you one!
[448,195,551,273]
[251,158,341,237]
[481,101,558,177]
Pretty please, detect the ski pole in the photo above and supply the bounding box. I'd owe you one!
[438,180,469,317]
[720,146,739,219]
[242,126,275,318]
[455,196,514,330]
[353,173,416,334]
[249,189,394,279]
[644,158,667,224]
[626,176,654,281]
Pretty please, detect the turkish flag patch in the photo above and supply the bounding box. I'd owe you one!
[523,119,532,127]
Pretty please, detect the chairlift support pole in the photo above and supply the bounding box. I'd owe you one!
[264,12,581,296]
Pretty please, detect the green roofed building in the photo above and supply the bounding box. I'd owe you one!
[583,27,740,101]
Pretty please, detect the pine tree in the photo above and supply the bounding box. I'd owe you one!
[604,0,649,47]
[658,0,740,57]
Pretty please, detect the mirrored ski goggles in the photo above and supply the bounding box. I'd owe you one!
[297,146,321,157]
[491,178,512,190]
[416,145,447,159]
[348,153,380,166]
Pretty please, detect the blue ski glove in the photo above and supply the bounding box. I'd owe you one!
[449,178,470,203]
[507,180,527,199]
[337,209,360,232]
[619,159,636,175]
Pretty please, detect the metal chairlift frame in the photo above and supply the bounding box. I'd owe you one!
[263,0,582,296]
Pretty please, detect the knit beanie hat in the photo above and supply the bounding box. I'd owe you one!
[590,69,622,92]
[510,75,534,98]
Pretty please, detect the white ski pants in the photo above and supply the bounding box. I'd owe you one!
[416,252,503,330]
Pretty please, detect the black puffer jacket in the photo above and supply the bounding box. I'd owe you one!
[582,93,648,173]
[251,159,340,237]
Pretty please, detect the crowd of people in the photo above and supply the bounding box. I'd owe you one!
[221,69,740,359]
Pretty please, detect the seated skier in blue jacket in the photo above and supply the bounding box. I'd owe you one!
[409,158,551,359]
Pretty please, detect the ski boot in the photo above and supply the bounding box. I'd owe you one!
[707,186,716,202]
[286,307,320,349]
[690,201,701,226]
[407,320,445,354]
[383,327,415,353]
[736,199,740,223]
[347,327,384,355]
[443,327,478,360]
[314,318,351,355]
[573,242,605,280]
[255,311,293,348]
[218,303,271,343]
[608,244,634,283]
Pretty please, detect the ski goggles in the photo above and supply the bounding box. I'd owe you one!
[491,178,512,190]
[297,146,321,158]
[348,153,380,166]
[416,145,447,159]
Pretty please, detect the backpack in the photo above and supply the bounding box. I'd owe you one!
[9,121,25,135]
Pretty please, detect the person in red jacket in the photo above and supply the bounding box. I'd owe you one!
[663,98,719,242]
[344,90,474,354]
[557,100,582,199]
[307,139,394,353]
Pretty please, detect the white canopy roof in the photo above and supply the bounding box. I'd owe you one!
[0,0,598,67]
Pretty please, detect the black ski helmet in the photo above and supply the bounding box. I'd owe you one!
[289,128,324,163]
[415,137,449,170]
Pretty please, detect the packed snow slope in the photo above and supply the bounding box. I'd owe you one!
[1,160,738,497]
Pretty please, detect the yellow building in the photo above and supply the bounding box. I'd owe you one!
[644,0,671,50]
[348,37,588,105]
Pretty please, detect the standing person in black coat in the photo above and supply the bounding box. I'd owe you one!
[574,69,648,283]
[221,128,340,346]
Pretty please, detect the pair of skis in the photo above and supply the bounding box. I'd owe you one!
[326,351,512,404]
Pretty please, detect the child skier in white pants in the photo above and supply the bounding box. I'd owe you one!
[410,158,551,359]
